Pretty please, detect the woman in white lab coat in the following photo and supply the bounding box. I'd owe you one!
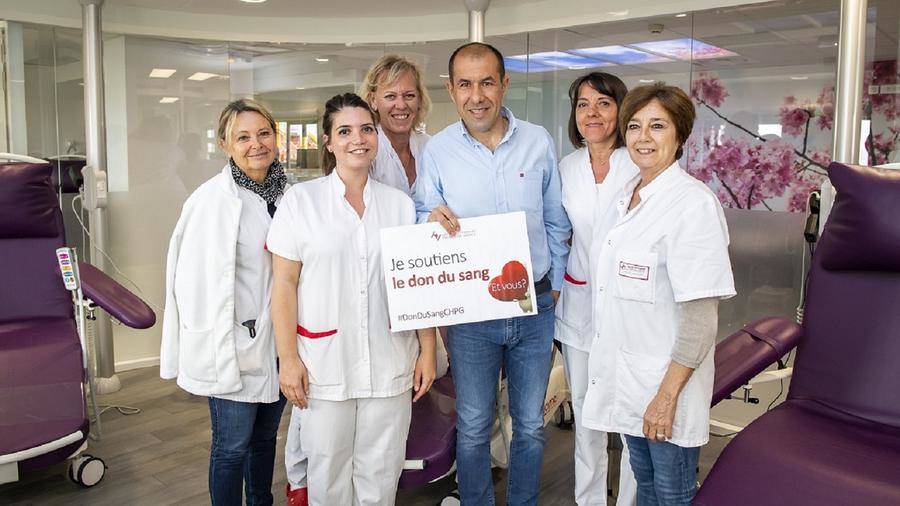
[360,54,432,196]
[268,93,437,506]
[555,71,638,506]
[360,54,451,376]
[160,99,287,506]
[581,83,735,506]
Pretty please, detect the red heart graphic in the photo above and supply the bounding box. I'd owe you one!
[487,260,530,301]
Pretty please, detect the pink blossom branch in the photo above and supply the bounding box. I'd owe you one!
[797,160,828,177]
[801,112,812,155]
[714,173,745,209]
[696,99,829,172]
[866,131,877,164]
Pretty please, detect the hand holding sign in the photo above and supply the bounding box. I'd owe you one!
[381,212,536,331]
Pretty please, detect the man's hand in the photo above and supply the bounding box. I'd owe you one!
[427,205,460,235]
[551,289,560,304]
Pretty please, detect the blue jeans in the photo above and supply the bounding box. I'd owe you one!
[208,394,287,506]
[448,290,555,506]
[623,435,700,506]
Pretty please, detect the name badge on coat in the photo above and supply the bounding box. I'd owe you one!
[618,261,650,281]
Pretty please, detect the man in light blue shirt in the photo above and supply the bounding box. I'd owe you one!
[414,42,571,506]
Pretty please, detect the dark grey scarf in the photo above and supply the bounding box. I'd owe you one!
[229,158,287,212]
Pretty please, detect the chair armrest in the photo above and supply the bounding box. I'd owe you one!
[78,261,156,329]
[712,316,802,406]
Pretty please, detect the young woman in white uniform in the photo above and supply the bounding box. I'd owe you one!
[581,84,735,506]
[160,99,287,505]
[269,93,437,506]
[556,72,638,506]
[283,56,449,506]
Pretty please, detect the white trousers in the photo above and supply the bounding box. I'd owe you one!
[285,334,449,491]
[285,405,309,489]
[298,393,412,506]
[562,343,637,506]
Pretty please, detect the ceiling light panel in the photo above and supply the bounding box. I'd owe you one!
[503,58,557,74]
[149,68,176,78]
[629,38,738,61]
[507,51,611,73]
[570,45,673,65]
[159,97,179,103]
[187,72,219,81]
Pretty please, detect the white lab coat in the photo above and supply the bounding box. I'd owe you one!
[267,171,418,504]
[368,127,449,378]
[555,146,639,506]
[582,162,735,448]
[369,126,430,197]
[555,147,638,352]
[160,165,281,398]
[265,170,419,401]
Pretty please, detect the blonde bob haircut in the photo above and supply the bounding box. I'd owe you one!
[360,55,432,130]
[216,98,278,148]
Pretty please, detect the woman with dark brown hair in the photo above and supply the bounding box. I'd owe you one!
[268,93,436,505]
[556,71,638,506]
[581,83,735,505]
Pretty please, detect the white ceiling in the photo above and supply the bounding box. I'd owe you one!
[16,0,899,120]
[0,0,777,44]
[105,0,539,18]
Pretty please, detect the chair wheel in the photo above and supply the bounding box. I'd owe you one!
[555,401,575,429]
[439,489,461,505]
[68,454,106,487]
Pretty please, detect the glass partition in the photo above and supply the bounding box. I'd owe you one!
[14,0,850,381]
[863,0,900,166]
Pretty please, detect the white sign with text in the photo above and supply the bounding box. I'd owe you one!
[380,212,537,331]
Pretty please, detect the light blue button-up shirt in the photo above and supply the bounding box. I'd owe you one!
[414,108,571,290]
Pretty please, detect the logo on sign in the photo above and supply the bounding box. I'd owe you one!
[430,229,476,242]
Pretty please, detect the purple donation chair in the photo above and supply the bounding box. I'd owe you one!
[397,279,808,491]
[0,161,155,487]
[399,328,457,489]
[696,162,900,505]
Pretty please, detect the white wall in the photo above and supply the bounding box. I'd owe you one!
[104,35,231,369]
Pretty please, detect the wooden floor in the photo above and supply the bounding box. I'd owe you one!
[0,367,729,505]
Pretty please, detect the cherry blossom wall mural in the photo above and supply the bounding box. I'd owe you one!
[684,62,899,212]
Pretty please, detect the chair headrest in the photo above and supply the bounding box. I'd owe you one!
[0,162,59,239]
[818,162,900,271]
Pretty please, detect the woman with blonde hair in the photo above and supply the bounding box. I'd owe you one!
[161,98,287,505]
[360,54,432,195]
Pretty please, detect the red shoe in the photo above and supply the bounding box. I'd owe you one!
[286,484,308,506]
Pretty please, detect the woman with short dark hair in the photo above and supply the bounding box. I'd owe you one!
[581,83,736,506]
[556,71,638,506]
